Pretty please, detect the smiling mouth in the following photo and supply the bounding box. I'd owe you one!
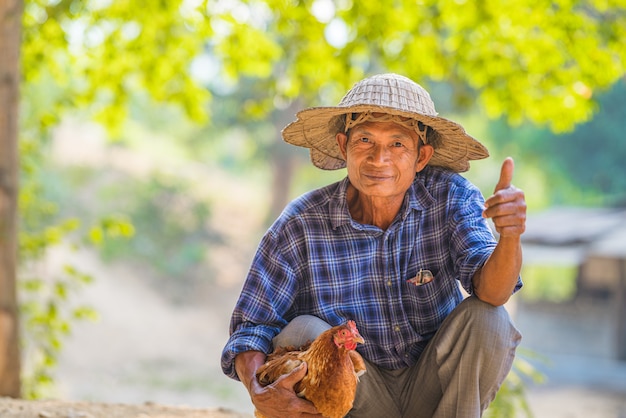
[364,173,392,181]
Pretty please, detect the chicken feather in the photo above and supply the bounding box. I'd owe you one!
[255,321,366,418]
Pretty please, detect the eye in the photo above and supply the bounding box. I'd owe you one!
[392,141,404,148]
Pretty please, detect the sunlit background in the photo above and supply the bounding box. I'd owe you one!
[9,0,626,416]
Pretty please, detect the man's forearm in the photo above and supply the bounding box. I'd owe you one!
[473,236,522,306]
[235,350,267,392]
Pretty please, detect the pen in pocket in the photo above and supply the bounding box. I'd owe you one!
[406,269,434,286]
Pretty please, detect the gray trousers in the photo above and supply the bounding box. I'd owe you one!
[272,296,522,418]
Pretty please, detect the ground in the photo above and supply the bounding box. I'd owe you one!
[0,397,248,418]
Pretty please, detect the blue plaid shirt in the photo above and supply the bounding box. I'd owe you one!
[221,166,522,379]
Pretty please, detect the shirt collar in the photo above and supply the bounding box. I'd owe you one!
[329,174,435,230]
[329,178,353,229]
[404,172,436,217]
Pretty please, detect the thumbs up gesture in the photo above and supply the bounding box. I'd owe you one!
[482,157,527,238]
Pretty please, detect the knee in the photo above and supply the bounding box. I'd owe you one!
[460,295,511,322]
[272,315,331,349]
[287,315,333,335]
[458,296,522,349]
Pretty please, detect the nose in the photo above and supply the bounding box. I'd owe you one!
[368,144,389,164]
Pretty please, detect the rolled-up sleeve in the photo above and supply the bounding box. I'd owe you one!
[220,323,278,380]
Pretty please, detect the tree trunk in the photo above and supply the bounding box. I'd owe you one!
[267,144,297,224]
[266,102,304,224]
[0,0,23,398]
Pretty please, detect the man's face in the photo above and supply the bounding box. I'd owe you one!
[336,120,433,200]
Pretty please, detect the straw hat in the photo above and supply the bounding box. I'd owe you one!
[282,73,489,172]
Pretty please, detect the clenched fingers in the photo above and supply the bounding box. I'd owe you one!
[483,186,526,237]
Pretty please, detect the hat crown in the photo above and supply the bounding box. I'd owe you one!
[338,73,438,117]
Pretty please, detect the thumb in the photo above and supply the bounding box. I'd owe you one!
[494,157,514,193]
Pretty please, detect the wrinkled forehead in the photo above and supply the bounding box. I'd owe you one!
[344,111,428,144]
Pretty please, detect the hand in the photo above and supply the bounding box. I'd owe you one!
[482,157,526,238]
[251,362,322,418]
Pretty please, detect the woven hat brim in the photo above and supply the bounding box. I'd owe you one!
[282,104,489,172]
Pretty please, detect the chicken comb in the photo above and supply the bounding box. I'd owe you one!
[347,320,358,332]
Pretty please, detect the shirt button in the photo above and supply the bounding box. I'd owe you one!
[394,325,401,332]
[386,280,392,287]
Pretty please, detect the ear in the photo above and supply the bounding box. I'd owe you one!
[336,132,349,159]
[415,144,434,172]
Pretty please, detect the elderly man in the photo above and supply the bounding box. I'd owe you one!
[221,73,526,418]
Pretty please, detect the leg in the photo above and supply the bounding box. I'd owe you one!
[346,359,404,418]
[402,296,522,418]
[272,315,331,349]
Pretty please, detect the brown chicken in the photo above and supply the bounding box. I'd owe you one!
[255,320,367,418]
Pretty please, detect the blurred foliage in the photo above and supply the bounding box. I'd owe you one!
[208,0,626,132]
[486,79,626,208]
[486,348,548,418]
[18,104,133,398]
[96,172,218,297]
[21,0,212,135]
[520,264,578,302]
[19,264,98,399]
[33,132,220,303]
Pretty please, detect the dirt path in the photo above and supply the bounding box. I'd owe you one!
[0,397,249,418]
